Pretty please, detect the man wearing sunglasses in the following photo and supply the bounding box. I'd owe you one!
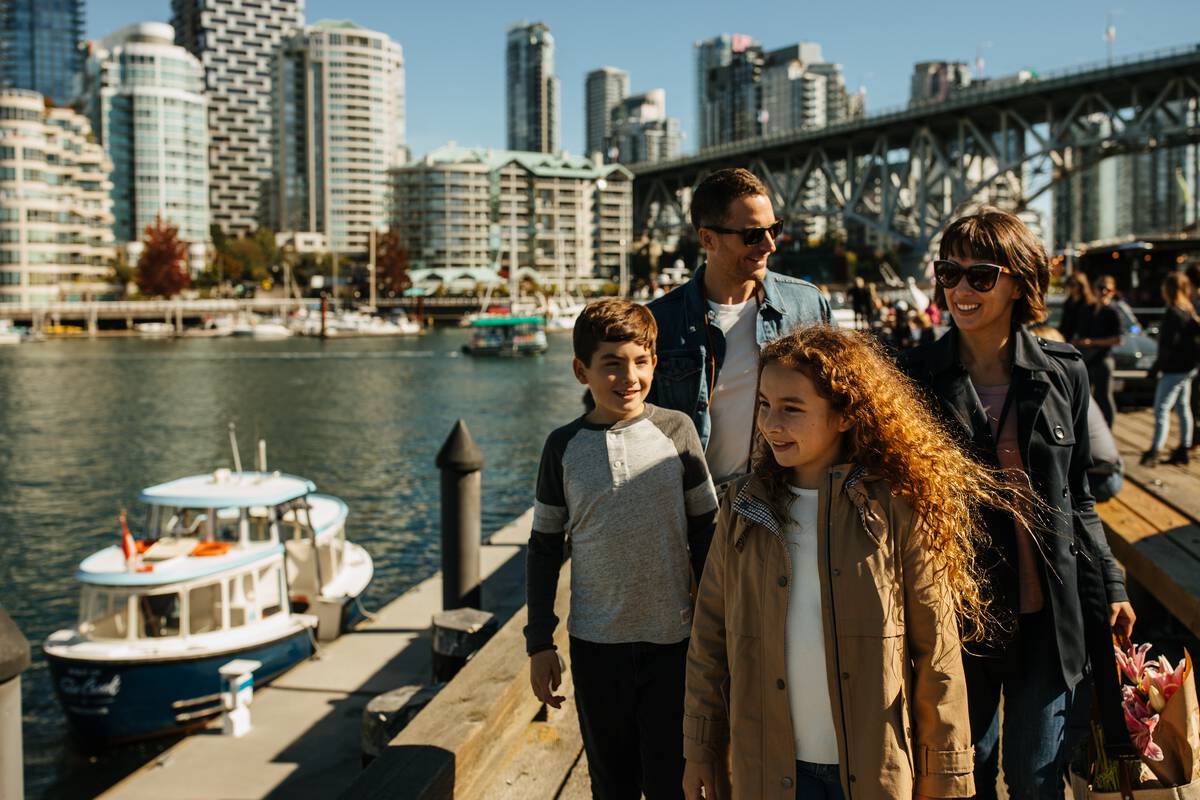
[647,168,831,486]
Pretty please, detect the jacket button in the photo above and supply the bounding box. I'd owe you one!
[849,774,857,783]
[1054,425,1066,440]
[778,575,787,587]
[777,678,786,690]
[831,568,841,577]
[841,672,849,680]
[781,777,794,788]
[1069,543,1079,556]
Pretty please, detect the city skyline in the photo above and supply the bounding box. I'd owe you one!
[87,0,1200,160]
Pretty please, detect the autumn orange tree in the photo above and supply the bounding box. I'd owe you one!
[376,228,410,295]
[135,215,190,298]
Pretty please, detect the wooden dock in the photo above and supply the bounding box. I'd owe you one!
[1110,407,1200,522]
[98,511,534,800]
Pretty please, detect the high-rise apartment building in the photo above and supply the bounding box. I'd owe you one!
[696,35,863,149]
[170,0,305,238]
[272,20,405,255]
[506,22,559,154]
[0,89,115,305]
[585,67,628,159]
[910,61,972,104]
[391,146,631,279]
[609,89,682,165]
[80,23,209,254]
[0,0,83,106]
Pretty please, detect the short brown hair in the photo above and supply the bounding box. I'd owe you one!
[573,298,657,364]
[690,168,768,231]
[937,207,1049,325]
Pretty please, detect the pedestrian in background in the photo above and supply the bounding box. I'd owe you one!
[1187,262,1200,449]
[1073,275,1124,427]
[901,208,1134,799]
[1058,273,1095,343]
[1141,271,1200,466]
[683,327,998,799]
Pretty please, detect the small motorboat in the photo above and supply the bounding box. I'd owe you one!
[44,465,372,744]
[462,315,548,356]
[0,319,21,345]
[134,322,175,339]
[232,316,292,339]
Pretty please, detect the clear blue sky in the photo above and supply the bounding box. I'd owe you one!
[90,0,1200,159]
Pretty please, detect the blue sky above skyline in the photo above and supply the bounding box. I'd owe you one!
[89,0,1200,159]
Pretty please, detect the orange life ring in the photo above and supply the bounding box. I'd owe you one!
[191,541,231,557]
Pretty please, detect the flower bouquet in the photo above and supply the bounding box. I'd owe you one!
[1073,641,1200,797]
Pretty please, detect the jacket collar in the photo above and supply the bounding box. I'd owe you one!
[688,263,785,318]
[925,324,1054,379]
[731,465,872,548]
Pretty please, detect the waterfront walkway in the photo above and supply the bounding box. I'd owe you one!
[99,512,533,800]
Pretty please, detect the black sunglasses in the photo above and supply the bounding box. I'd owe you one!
[704,220,783,246]
[933,259,1013,292]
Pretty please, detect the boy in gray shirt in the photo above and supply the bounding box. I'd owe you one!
[525,298,717,800]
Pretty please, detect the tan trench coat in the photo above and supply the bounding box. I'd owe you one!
[683,468,975,799]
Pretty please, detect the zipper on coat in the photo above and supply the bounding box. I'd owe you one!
[825,472,853,798]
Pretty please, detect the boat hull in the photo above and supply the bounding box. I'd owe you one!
[44,625,314,745]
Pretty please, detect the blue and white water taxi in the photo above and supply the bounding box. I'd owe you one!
[43,468,373,743]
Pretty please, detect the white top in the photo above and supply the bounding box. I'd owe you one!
[704,299,759,482]
[784,486,839,764]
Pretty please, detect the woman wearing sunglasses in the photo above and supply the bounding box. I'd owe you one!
[900,208,1135,799]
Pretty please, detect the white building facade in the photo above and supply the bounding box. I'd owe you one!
[272,20,405,255]
[391,146,631,280]
[0,90,116,305]
[81,23,209,262]
[170,0,304,237]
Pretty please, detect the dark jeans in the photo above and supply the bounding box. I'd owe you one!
[569,636,688,800]
[795,761,844,799]
[1191,369,1200,446]
[1088,355,1117,428]
[965,610,1089,799]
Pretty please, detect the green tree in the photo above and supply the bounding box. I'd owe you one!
[135,216,190,298]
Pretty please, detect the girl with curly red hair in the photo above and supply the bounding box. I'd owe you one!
[682,325,1024,799]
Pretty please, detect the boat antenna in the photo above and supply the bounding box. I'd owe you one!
[257,439,267,472]
[228,422,243,474]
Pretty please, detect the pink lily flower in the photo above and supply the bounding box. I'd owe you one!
[1115,642,1154,684]
[1123,704,1164,761]
[1150,655,1187,705]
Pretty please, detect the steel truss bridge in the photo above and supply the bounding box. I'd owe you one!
[632,44,1200,273]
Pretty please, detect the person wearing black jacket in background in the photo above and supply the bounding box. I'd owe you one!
[1188,263,1200,448]
[1058,273,1095,343]
[1073,275,1123,427]
[900,208,1135,799]
[1142,271,1200,466]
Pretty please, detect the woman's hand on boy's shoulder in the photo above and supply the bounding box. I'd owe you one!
[529,649,565,709]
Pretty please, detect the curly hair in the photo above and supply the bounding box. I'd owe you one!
[755,326,1034,642]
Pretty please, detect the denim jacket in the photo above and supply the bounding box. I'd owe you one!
[645,265,831,448]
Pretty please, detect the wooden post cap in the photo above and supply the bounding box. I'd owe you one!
[435,420,484,473]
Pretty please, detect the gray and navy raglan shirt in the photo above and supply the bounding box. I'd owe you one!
[523,403,719,655]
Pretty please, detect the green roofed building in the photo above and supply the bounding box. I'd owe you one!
[390,145,631,283]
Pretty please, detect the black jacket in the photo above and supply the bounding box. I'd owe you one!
[1151,306,1200,374]
[899,326,1128,688]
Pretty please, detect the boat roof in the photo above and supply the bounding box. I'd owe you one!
[469,316,544,327]
[139,470,316,509]
[77,543,285,587]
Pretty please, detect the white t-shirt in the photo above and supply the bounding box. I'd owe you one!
[784,486,839,764]
[704,299,758,482]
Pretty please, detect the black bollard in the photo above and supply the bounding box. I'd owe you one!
[0,607,30,800]
[431,608,498,683]
[435,420,484,610]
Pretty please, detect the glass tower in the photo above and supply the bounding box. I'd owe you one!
[0,0,85,106]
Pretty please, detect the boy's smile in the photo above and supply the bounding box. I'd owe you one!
[574,340,657,425]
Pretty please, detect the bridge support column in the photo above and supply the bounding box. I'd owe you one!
[87,306,97,338]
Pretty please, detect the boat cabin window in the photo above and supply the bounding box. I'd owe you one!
[259,565,284,619]
[80,589,130,639]
[188,582,223,634]
[159,507,208,539]
[247,507,275,543]
[214,508,241,542]
[136,591,182,638]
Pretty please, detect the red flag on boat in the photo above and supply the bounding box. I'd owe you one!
[119,511,138,570]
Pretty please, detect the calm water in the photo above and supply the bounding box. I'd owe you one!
[0,329,580,798]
